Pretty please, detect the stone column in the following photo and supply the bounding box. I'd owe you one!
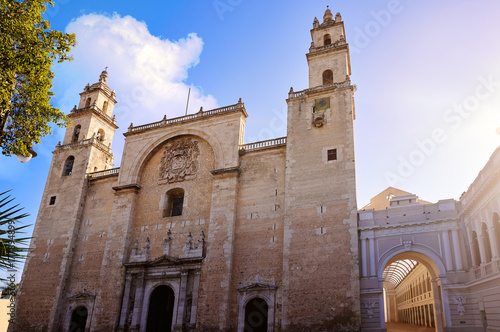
[431,279,444,332]
[451,229,464,270]
[478,234,490,264]
[361,238,368,277]
[470,239,480,267]
[174,271,189,331]
[190,270,201,325]
[488,225,500,260]
[442,230,453,271]
[131,273,145,331]
[369,237,376,277]
[117,274,133,330]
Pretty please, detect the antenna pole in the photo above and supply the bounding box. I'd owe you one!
[185,88,191,116]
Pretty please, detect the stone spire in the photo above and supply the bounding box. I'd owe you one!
[313,16,319,29]
[323,6,333,23]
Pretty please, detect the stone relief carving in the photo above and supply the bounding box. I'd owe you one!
[453,296,466,316]
[159,138,200,183]
[363,301,376,319]
[403,240,412,251]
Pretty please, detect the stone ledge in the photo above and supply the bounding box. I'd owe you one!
[210,166,241,176]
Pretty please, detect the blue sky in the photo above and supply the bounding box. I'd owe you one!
[2,1,500,278]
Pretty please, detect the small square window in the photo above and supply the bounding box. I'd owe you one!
[327,149,337,161]
[49,196,56,205]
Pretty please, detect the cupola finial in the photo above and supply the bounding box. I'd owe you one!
[99,67,108,84]
[323,6,334,23]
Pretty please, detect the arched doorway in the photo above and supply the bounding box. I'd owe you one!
[69,306,88,332]
[381,252,446,332]
[244,297,268,332]
[146,285,175,332]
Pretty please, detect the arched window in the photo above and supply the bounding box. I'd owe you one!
[72,125,81,143]
[62,156,75,176]
[471,230,481,267]
[322,70,333,85]
[164,188,184,217]
[102,101,108,113]
[244,298,268,332]
[481,223,492,263]
[69,306,88,332]
[96,129,105,142]
[324,34,332,46]
[85,97,91,107]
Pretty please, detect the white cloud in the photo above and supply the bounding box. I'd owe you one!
[54,13,218,165]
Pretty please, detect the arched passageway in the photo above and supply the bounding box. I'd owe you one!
[382,253,445,332]
[244,297,268,332]
[146,285,175,332]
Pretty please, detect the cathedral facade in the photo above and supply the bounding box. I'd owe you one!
[13,8,500,332]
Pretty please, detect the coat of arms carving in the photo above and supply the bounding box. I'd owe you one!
[159,138,200,183]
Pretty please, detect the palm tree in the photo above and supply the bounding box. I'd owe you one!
[0,190,30,273]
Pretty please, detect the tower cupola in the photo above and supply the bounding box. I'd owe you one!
[323,6,333,23]
[99,68,108,83]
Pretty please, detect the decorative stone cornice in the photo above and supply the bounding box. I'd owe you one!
[125,101,247,136]
[307,38,348,57]
[288,77,354,100]
[69,102,118,129]
[359,218,460,237]
[238,282,277,292]
[68,291,96,301]
[54,136,113,157]
[210,166,241,176]
[112,184,141,193]
[124,254,203,267]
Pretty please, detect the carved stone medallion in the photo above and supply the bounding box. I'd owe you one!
[159,138,200,183]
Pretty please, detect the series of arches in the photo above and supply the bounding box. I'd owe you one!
[83,97,109,113]
[71,126,106,144]
[469,213,500,267]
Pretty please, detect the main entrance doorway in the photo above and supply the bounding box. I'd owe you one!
[69,306,88,332]
[146,285,175,332]
[244,297,268,332]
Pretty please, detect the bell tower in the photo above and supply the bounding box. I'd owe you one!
[15,71,118,331]
[62,69,118,172]
[308,7,351,88]
[282,8,360,329]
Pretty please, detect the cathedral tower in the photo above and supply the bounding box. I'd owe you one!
[282,8,360,329]
[15,71,118,331]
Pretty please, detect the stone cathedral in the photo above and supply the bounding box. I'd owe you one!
[13,8,500,332]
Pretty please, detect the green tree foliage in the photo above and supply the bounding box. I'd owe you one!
[0,0,76,156]
[0,190,30,272]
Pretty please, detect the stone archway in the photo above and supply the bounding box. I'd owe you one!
[146,285,175,332]
[380,251,446,332]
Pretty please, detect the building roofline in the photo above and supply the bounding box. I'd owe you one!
[124,101,247,137]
